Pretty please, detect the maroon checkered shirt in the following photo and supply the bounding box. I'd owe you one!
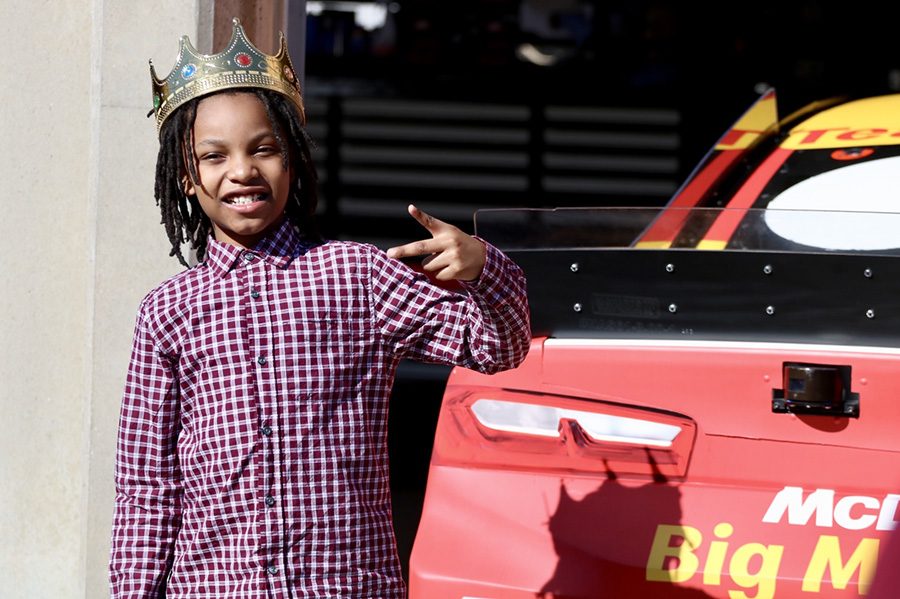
[109,219,530,598]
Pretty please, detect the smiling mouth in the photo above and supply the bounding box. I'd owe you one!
[224,193,266,205]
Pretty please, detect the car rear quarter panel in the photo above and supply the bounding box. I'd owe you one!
[410,338,900,598]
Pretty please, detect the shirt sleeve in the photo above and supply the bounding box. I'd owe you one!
[109,305,183,598]
[370,239,531,373]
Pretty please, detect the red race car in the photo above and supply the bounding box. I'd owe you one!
[409,89,900,598]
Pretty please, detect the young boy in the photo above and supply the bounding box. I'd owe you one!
[109,19,530,598]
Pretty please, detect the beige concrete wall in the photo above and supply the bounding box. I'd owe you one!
[0,1,205,596]
[0,2,93,594]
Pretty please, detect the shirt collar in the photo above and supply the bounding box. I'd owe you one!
[203,219,312,277]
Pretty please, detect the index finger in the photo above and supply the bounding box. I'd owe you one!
[408,204,447,234]
[386,238,441,260]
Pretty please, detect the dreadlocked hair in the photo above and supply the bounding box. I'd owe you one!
[154,89,320,267]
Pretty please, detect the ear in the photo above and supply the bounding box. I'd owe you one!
[180,137,197,196]
[182,174,196,197]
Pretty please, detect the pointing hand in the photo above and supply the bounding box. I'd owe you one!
[386,204,487,281]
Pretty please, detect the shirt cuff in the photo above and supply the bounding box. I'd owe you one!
[459,237,512,298]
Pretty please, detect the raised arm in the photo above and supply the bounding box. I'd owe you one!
[374,205,531,373]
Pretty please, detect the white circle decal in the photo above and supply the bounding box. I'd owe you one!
[764,156,900,250]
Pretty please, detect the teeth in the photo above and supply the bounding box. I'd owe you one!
[226,194,263,205]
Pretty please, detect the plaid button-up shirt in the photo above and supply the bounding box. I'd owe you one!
[109,219,530,598]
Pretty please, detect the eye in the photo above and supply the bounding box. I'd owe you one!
[255,145,279,156]
[200,152,224,162]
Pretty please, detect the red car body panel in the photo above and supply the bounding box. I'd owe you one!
[409,90,900,598]
[411,339,900,598]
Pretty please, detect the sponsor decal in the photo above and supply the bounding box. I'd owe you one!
[714,90,778,151]
[762,487,900,532]
[644,487,897,597]
[720,126,900,151]
[715,128,767,150]
[781,127,900,149]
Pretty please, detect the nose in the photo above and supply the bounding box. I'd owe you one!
[227,153,258,182]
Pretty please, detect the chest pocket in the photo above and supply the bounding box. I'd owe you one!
[290,313,376,464]
[291,312,371,388]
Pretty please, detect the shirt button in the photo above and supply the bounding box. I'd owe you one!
[267,565,278,575]
[250,289,260,299]
[257,355,267,365]
[265,495,276,507]
[261,424,273,437]
[243,252,256,262]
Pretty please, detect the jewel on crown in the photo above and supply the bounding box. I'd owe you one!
[149,18,305,135]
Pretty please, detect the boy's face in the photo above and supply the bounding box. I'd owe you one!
[185,92,292,249]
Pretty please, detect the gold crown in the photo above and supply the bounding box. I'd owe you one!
[150,18,305,135]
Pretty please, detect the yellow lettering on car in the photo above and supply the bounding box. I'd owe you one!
[646,524,702,583]
[728,542,783,599]
[645,523,783,599]
[802,535,879,595]
[646,522,881,597]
